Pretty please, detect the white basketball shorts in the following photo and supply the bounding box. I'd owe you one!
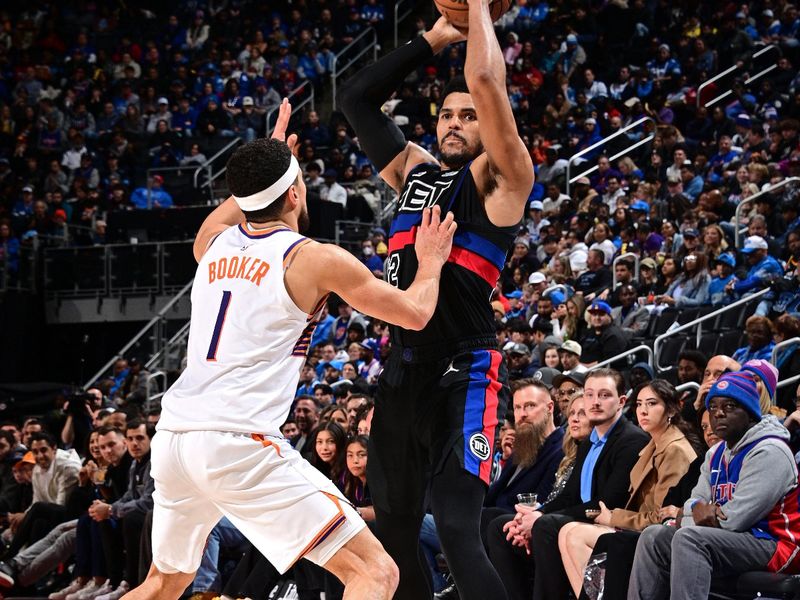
[150,430,365,575]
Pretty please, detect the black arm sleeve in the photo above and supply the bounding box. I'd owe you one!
[336,36,434,171]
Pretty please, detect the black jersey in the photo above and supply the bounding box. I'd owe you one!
[386,162,518,354]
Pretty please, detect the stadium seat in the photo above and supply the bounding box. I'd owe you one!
[696,333,719,358]
[711,571,800,599]
[717,330,745,357]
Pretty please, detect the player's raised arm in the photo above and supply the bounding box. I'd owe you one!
[464,0,533,224]
[336,20,464,193]
[193,99,298,262]
[299,207,456,331]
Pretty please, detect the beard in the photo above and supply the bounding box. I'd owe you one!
[298,206,310,233]
[513,418,550,469]
[439,134,482,170]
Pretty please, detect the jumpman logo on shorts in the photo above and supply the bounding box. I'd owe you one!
[443,362,460,376]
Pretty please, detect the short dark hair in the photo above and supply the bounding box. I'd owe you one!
[531,319,553,335]
[616,260,633,271]
[96,425,124,438]
[678,350,707,371]
[440,75,470,107]
[586,368,626,396]
[0,430,16,447]
[29,431,57,448]
[225,138,298,223]
[126,419,155,439]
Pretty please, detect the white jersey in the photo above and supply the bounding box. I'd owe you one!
[158,222,322,436]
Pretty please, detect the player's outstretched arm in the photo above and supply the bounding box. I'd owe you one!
[464,1,533,225]
[337,20,463,193]
[299,207,456,330]
[193,99,298,262]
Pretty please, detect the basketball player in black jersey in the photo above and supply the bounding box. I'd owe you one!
[338,4,533,599]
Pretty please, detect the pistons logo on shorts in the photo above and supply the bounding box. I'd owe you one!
[468,433,491,461]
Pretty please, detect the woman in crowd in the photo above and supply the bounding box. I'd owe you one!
[543,346,562,370]
[338,435,374,523]
[563,296,587,342]
[557,380,700,599]
[702,224,729,261]
[657,252,711,307]
[655,256,680,296]
[309,421,347,482]
[550,256,574,286]
[546,391,592,505]
[741,359,780,416]
[320,405,350,433]
[587,222,616,265]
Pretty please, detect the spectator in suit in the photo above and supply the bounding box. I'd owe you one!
[487,369,648,599]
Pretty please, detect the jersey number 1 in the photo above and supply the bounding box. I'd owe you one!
[206,291,232,361]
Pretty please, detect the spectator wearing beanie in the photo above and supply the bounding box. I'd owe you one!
[629,371,800,600]
[741,359,780,417]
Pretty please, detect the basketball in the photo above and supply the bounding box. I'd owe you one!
[433,0,512,29]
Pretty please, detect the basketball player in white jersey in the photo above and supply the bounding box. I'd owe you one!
[123,100,456,600]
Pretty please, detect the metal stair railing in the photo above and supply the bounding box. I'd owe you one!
[697,45,780,109]
[566,117,655,194]
[733,177,799,248]
[143,370,167,413]
[83,279,194,389]
[265,81,315,137]
[772,337,800,366]
[146,320,192,373]
[653,288,770,373]
[193,137,244,200]
[589,344,654,371]
[331,28,379,111]
[675,381,700,394]
[394,0,415,48]
[778,374,800,391]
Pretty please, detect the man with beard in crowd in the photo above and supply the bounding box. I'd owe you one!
[436,379,564,599]
[291,396,320,454]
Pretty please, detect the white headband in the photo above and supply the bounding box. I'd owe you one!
[233,155,300,212]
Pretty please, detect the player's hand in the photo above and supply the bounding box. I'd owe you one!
[429,16,466,46]
[414,206,456,268]
[271,98,298,154]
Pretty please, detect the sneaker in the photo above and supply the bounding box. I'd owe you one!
[65,580,98,600]
[95,581,130,600]
[50,579,86,600]
[0,560,14,588]
[80,580,113,599]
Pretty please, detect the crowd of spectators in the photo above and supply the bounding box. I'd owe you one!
[0,0,388,280]
[1,0,800,598]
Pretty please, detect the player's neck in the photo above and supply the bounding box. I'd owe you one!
[246,219,294,232]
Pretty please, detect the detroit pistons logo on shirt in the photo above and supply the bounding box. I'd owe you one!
[469,433,491,461]
[397,177,454,212]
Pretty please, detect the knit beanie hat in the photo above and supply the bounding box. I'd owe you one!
[741,359,778,401]
[705,371,762,420]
